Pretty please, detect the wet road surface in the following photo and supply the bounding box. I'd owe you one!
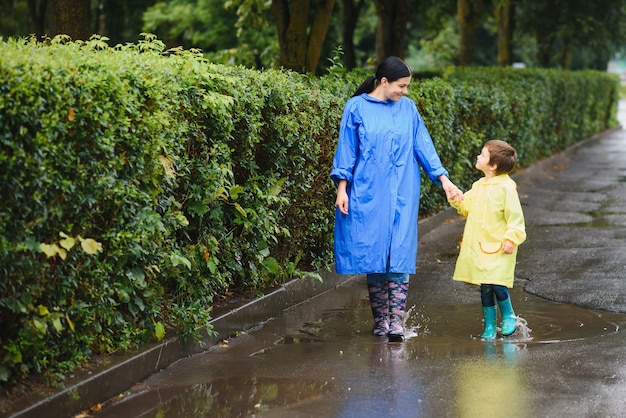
[92,104,626,418]
[93,280,626,418]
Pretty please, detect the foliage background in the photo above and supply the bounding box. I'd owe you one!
[3,0,626,73]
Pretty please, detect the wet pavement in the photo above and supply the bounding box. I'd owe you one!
[83,102,626,418]
[8,103,626,418]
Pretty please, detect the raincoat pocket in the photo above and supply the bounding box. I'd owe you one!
[479,241,502,254]
[477,241,502,269]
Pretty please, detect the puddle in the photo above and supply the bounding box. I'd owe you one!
[281,289,624,348]
[401,293,624,345]
[109,377,332,418]
[92,283,626,418]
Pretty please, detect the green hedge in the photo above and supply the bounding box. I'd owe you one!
[0,36,618,389]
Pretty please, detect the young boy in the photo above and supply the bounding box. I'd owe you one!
[449,140,526,340]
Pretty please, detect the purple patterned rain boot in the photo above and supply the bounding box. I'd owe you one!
[367,282,389,336]
[388,281,409,342]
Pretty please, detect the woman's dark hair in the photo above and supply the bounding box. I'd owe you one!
[485,140,517,175]
[351,56,413,97]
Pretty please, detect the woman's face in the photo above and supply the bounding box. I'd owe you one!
[382,76,411,101]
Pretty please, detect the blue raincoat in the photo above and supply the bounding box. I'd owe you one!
[330,93,448,274]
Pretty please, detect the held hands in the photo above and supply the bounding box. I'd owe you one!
[440,176,464,203]
[447,188,464,203]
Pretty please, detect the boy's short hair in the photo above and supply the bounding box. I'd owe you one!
[485,140,517,175]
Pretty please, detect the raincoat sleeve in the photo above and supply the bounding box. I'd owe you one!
[412,105,448,185]
[502,182,526,245]
[330,99,360,185]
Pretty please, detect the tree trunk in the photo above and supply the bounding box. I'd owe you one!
[306,0,335,73]
[45,0,92,40]
[495,0,515,67]
[536,29,553,68]
[342,0,366,70]
[561,42,571,69]
[457,0,483,66]
[27,0,47,39]
[272,0,335,73]
[375,0,410,62]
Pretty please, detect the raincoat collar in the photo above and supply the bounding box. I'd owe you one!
[481,173,511,185]
[360,92,397,105]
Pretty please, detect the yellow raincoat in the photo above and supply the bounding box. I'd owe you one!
[450,174,526,288]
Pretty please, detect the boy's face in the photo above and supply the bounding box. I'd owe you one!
[475,146,494,174]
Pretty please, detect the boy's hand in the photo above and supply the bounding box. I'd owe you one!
[502,239,516,254]
[445,186,464,204]
[447,189,464,203]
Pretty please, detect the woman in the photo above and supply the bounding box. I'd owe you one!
[330,56,461,342]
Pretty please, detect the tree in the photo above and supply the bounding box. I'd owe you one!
[271,0,336,73]
[2,0,155,44]
[95,0,157,46]
[142,0,239,50]
[374,0,411,61]
[517,0,626,69]
[0,0,30,38]
[44,0,91,40]
[26,0,46,39]
[405,0,457,70]
[457,0,484,66]
[495,0,515,66]
[341,0,368,70]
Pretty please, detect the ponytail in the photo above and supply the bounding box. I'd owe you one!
[352,75,377,97]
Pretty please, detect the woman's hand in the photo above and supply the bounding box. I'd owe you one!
[336,180,349,215]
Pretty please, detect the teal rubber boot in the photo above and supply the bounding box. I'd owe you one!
[480,306,497,340]
[498,297,517,336]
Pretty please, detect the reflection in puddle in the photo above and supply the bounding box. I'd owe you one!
[454,352,526,418]
[335,341,427,418]
[135,377,331,417]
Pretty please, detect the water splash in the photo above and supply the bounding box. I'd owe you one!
[501,315,533,342]
[404,305,430,339]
